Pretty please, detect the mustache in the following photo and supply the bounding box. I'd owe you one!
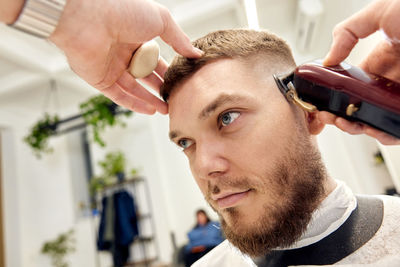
[205,178,254,201]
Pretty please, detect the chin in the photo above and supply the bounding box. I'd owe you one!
[221,206,259,231]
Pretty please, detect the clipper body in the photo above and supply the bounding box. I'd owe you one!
[274,61,400,138]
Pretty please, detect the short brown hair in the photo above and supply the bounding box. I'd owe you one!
[161,29,296,101]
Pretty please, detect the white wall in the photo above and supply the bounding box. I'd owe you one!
[380,145,400,192]
[1,119,23,267]
[318,127,395,195]
[0,85,100,267]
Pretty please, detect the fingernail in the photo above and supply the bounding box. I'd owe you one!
[193,47,204,57]
[157,103,168,115]
[158,109,168,115]
[322,55,331,66]
[323,42,335,66]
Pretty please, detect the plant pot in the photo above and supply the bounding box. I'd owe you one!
[116,172,125,183]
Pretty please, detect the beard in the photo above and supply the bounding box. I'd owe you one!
[205,133,327,257]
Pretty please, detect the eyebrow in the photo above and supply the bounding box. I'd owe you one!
[169,93,253,141]
[198,93,252,120]
[169,130,181,141]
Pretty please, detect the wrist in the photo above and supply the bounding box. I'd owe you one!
[0,0,25,24]
[49,0,110,53]
[48,0,78,36]
[49,0,95,45]
[11,0,67,38]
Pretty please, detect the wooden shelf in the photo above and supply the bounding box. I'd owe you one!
[124,257,157,266]
[101,176,145,191]
[138,213,151,220]
[136,236,154,242]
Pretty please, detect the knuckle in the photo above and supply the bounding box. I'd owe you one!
[332,24,344,37]
[159,5,172,21]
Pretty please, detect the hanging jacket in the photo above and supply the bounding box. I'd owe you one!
[97,190,140,250]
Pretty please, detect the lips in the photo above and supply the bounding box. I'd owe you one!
[214,189,251,208]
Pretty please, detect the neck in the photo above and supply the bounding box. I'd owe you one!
[284,179,356,250]
[320,176,337,204]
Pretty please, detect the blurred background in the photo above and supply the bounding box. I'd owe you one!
[0,0,399,266]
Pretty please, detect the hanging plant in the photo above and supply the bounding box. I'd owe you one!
[24,95,132,158]
[41,229,75,267]
[24,113,59,158]
[79,95,132,147]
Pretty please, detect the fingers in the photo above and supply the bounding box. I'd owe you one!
[158,6,203,58]
[101,85,157,115]
[318,111,400,145]
[318,112,365,134]
[323,27,359,66]
[118,72,168,114]
[140,72,163,93]
[154,57,169,79]
[318,111,337,125]
[358,40,400,83]
[323,0,383,66]
[335,118,365,135]
[364,126,400,145]
[337,117,400,145]
[319,111,365,134]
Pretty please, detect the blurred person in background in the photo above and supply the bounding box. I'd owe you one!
[183,209,224,267]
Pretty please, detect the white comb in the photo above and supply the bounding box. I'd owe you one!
[128,40,160,78]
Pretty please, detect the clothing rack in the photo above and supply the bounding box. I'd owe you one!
[97,176,159,267]
[98,178,143,198]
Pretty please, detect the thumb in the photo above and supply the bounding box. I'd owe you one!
[323,0,382,66]
[323,27,359,66]
[158,7,203,58]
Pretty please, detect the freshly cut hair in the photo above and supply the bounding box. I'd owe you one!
[161,29,296,101]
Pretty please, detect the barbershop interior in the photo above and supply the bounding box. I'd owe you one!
[0,0,399,267]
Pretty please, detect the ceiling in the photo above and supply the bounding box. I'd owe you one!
[0,0,373,114]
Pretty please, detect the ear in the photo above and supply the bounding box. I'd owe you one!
[305,111,325,135]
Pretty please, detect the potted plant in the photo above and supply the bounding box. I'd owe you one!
[41,229,75,267]
[79,95,132,147]
[99,151,126,181]
[89,151,139,197]
[24,113,59,158]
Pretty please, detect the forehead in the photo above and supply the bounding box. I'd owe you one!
[169,59,273,109]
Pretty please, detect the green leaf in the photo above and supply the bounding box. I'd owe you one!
[41,229,75,267]
[24,113,59,158]
[79,95,133,147]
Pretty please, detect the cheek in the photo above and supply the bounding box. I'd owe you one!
[232,123,282,171]
[232,108,297,174]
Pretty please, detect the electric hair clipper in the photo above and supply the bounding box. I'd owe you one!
[273,60,400,139]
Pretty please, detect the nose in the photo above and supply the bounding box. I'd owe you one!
[191,139,229,180]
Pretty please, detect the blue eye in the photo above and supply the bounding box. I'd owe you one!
[178,139,194,150]
[220,111,240,127]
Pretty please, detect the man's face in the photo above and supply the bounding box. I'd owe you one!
[168,59,325,256]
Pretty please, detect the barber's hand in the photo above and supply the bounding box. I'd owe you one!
[322,0,400,145]
[318,111,400,145]
[49,0,202,114]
